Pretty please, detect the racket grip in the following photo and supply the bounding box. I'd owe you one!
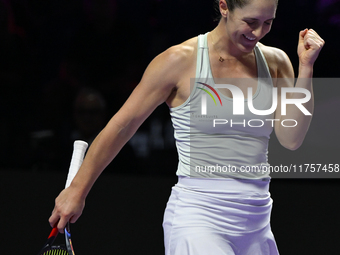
[65,140,88,189]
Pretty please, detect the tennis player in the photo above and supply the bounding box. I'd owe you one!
[49,0,324,254]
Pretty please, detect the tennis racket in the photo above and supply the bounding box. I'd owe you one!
[37,140,88,255]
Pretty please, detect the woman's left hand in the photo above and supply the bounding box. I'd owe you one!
[297,29,325,67]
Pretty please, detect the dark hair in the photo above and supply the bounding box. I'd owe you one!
[214,0,278,21]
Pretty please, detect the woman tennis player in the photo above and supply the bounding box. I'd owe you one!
[49,0,324,254]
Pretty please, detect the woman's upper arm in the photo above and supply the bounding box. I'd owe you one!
[110,45,188,132]
[271,48,297,143]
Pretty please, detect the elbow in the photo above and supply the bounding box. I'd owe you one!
[284,143,301,151]
[280,140,303,151]
[275,128,306,151]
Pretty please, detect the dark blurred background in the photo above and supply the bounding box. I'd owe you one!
[1,0,340,254]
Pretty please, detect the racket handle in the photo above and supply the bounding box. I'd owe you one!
[65,140,88,189]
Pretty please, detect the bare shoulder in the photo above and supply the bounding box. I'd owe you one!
[156,37,197,73]
[135,36,197,95]
[168,37,198,59]
[141,36,198,91]
[257,42,291,65]
[257,42,294,78]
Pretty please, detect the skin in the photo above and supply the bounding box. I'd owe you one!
[49,0,324,233]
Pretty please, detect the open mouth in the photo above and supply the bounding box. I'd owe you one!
[243,34,256,41]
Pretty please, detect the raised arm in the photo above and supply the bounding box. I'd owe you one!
[49,45,189,232]
[274,29,324,150]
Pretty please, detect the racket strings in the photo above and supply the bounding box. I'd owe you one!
[42,247,68,255]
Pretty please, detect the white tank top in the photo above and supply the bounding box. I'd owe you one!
[170,32,274,179]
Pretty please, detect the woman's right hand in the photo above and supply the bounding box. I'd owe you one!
[49,186,85,233]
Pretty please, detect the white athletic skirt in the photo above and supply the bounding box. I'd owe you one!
[163,176,279,255]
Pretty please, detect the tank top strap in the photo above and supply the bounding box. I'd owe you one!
[254,45,272,79]
[195,32,211,80]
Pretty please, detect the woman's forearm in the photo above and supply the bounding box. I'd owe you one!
[276,65,314,150]
[69,116,138,199]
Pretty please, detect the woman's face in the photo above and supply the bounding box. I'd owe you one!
[224,0,277,52]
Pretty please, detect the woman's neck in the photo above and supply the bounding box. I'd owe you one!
[209,21,253,60]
